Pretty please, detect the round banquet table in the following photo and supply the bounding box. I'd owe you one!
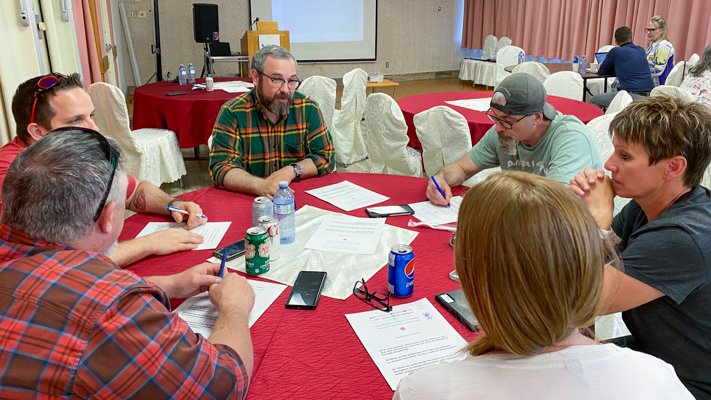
[397,91,604,150]
[132,77,252,149]
[120,172,476,399]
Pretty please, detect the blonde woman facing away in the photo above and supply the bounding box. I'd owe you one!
[646,15,675,86]
[393,172,692,400]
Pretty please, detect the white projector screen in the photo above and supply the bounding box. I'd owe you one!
[249,0,377,62]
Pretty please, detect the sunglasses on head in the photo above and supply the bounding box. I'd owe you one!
[49,126,119,222]
[30,73,68,124]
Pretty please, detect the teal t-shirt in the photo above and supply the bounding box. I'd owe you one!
[469,112,603,184]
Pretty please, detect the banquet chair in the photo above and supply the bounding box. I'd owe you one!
[495,37,512,59]
[511,62,550,83]
[650,85,697,102]
[665,58,699,87]
[689,53,700,64]
[331,68,368,168]
[298,76,337,135]
[482,35,498,60]
[494,45,524,88]
[363,93,423,177]
[543,71,584,101]
[87,82,186,187]
[597,45,615,53]
[605,90,633,115]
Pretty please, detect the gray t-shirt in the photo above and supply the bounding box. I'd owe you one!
[613,186,711,399]
[469,111,603,183]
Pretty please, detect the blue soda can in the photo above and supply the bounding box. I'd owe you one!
[388,244,415,297]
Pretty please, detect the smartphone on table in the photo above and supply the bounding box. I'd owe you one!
[213,239,245,261]
[285,271,327,310]
[165,91,186,96]
[435,290,480,332]
[365,204,415,218]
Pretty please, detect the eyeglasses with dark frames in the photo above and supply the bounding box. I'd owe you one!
[259,72,301,89]
[485,108,529,130]
[50,127,119,222]
[30,73,68,124]
[353,279,392,312]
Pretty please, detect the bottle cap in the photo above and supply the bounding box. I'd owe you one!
[279,181,288,188]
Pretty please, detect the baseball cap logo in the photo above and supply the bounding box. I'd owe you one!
[405,259,415,278]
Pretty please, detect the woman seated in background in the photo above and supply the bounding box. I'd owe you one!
[681,43,711,108]
[394,172,692,400]
[646,15,675,86]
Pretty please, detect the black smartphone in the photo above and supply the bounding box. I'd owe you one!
[285,271,327,310]
[365,204,415,218]
[213,239,245,261]
[435,290,480,332]
[166,91,186,96]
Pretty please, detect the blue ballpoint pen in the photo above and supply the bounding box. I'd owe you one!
[430,176,451,207]
[219,248,227,278]
[166,205,208,219]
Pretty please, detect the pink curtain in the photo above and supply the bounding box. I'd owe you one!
[71,0,104,85]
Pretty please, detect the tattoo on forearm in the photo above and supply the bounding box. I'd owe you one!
[131,189,147,211]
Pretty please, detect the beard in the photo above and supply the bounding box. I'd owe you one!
[497,132,518,156]
[258,81,293,116]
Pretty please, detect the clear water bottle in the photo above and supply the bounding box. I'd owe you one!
[273,181,295,244]
[178,64,187,85]
[187,63,196,85]
[580,55,587,74]
[518,51,524,65]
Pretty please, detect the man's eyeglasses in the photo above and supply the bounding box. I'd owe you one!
[30,73,68,124]
[645,27,661,34]
[353,279,391,312]
[259,72,301,89]
[50,127,119,222]
[485,108,529,130]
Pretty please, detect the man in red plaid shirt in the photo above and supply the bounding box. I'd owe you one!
[0,128,254,399]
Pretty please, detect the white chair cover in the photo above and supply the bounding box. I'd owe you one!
[597,45,615,53]
[689,53,700,64]
[495,45,524,88]
[543,71,584,101]
[298,76,337,136]
[87,82,186,187]
[495,37,512,59]
[605,90,633,115]
[412,106,472,177]
[482,35,498,60]
[512,62,550,83]
[650,85,697,102]
[586,113,616,162]
[363,93,423,177]
[459,60,497,87]
[331,68,368,166]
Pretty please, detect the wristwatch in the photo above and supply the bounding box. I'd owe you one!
[290,163,303,180]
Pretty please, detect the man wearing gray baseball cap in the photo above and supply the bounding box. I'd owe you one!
[426,73,604,206]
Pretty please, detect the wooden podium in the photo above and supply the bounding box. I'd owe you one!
[240,21,290,77]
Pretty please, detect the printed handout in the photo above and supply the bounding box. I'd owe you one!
[304,214,385,254]
[305,180,389,211]
[136,221,231,250]
[408,196,463,225]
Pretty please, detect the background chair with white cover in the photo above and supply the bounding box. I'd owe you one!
[363,93,422,177]
[297,76,337,135]
[605,90,633,115]
[511,62,550,83]
[543,71,584,101]
[495,37,512,58]
[650,85,697,102]
[331,68,368,168]
[664,55,699,87]
[482,35,498,60]
[494,45,524,88]
[88,82,186,187]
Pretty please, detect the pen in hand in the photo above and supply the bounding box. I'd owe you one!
[219,248,227,278]
[166,205,208,219]
[430,176,451,207]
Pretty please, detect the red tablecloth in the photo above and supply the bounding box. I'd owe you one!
[398,91,604,149]
[132,78,251,148]
[120,173,476,399]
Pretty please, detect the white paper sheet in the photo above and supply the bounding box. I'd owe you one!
[408,196,463,225]
[175,280,287,336]
[259,34,281,48]
[444,97,493,112]
[304,215,385,254]
[135,222,231,250]
[346,298,467,391]
[305,180,389,211]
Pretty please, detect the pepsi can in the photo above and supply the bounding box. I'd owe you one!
[388,244,414,297]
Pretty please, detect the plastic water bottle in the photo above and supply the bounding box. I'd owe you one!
[187,63,195,85]
[580,55,587,74]
[573,56,579,72]
[518,51,524,65]
[178,64,187,85]
[273,181,295,244]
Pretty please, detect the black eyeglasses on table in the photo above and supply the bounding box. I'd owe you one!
[49,127,119,222]
[353,279,392,312]
[30,73,68,124]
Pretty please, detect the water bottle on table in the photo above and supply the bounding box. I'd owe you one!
[178,64,187,85]
[187,63,196,85]
[580,55,587,74]
[518,51,524,65]
[273,181,296,244]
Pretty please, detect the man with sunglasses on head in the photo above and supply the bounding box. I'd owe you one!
[0,73,207,268]
[209,45,335,197]
[426,73,603,206]
[0,128,254,399]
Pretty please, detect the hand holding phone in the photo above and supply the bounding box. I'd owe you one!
[365,204,415,218]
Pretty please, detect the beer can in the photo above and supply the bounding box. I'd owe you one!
[387,244,415,297]
[206,76,214,91]
[245,227,270,275]
[257,215,280,261]
[252,197,273,226]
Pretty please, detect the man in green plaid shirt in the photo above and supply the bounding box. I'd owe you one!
[209,46,335,197]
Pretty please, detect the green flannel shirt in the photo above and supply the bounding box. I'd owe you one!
[209,89,335,186]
